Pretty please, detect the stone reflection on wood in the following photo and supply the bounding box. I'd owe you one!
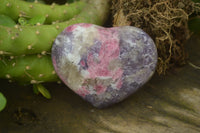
[51,23,157,108]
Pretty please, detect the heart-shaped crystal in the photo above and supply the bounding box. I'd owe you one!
[52,23,157,108]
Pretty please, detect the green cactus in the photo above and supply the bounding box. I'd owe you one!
[0,18,90,55]
[0,55,59,83]
[0,0,110,84]
[0,0,110,56]
[0,0,85,24]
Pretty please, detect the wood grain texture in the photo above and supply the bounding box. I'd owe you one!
[0,36,199,133]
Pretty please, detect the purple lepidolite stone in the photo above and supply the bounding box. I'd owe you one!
[51,23,157,108]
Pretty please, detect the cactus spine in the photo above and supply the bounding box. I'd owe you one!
[0,0,85,24]
[0,55,58,83]
[0,0,110,83]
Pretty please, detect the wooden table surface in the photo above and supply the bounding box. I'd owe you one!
[0,36,199,133]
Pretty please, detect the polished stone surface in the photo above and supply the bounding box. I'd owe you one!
[52,23,157,108]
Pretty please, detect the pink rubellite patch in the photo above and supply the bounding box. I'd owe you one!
[51,23,157,108]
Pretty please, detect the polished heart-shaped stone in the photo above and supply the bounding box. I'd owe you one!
[51,23,157,108]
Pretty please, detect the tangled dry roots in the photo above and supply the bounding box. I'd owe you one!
[112,0,196,74]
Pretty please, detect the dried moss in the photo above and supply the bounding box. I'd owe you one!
[112,0,197,74]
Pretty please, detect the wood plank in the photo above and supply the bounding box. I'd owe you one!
[0,36,199,133]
